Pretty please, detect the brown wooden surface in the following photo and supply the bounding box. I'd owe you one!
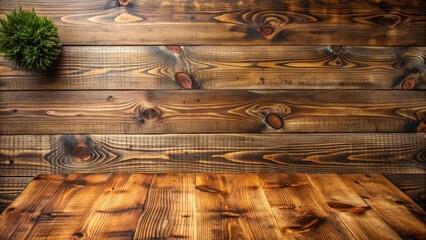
[0,0,425,46]
[1,46,424,90]
[1,173,425,239]
[1,90,425,134]
[385,174,426,209]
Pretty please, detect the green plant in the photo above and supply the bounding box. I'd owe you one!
[0,8,61,71]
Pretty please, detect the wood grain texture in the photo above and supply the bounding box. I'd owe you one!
[386,174,426,209]
[307,174,401,240]
[0,134,424,177]
[344,174,426,239]
[0,174,66,239]
[24,173,111,240]
[1,90,425,134]
[195,174,282,239]
[1,46,425,90]
[0,177,33,213]
[73,173,152,239]
[133,174,195,239]
[0,0,425,45]
[258,173,354,239]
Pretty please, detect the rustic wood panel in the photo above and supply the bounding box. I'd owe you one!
[73,173,152,239]
[258,173,354,239]
[343,174,426,238]
[0,174,66,239]
[0,0,425,45]
[195,174,282,239]
[386,174,426,210]
[1,46,425,90]
[133,174,195,239]
[0,134,424,177]
[307,174,401,239]
[24,173,110,240]
[1,90,425,134]
[0,177,33,214]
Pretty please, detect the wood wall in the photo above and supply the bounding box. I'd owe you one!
[0,0,425,212]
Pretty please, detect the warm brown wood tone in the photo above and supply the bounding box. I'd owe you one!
[258,173,354,239]
[133,174,195,239]
[1,90,425,134]
[1,46,424,90]
[0,177,32,212]
[307,174,401,239]
[196,174,282,239]
[0,134,424,177]
[385,174,426,209]
[0,174,66,239]
[2,173,424,239]
[0,0,425,45]
[343,174,426,239]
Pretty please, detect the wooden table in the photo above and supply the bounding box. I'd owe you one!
[1,173,425,239]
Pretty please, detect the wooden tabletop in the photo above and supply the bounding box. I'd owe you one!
[0,173,425,239]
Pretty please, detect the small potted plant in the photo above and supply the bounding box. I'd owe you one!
[0,8,61,71]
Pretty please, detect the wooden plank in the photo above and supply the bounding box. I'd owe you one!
[258,173,354,239]
[133,174,195,239]
[386,174,426,209]
[195,173,282,239]
[1,46,424,90]
[0,177,33,214]
[0,0,425,45]
[1,90,425,134]
[0,174,66,239]
[307,174,401,240]
[343,174,426,239]
[0,134,424,177]
[73,174,152,239]
[24,173,110,240]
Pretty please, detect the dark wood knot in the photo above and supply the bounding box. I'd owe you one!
[142,108,160,120]
[330,45,343,54]
[417,120,426,133]
[175,72,193,89]
[260,24,274,36]
[73,232,84,238]
[73,146,91,161]
[166,45,181,53]
[380,16,397,26]
[106,96,114,101]
[401,77,416,90]
[118,0,132,6]
[265,113,283,130]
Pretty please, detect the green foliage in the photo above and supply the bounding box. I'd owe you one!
[0,8,61,71]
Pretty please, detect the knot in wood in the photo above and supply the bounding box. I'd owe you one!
[380,16,397,26]
[166,45,181,53]
[175,72,193,89]
[417,121,426,133]
[401,77,416,90]
[118,0,132,6]
[142,108,160,120]
[260,24,274,36]
[330,45,343,54]
[73,232,84,238]
[266,113,283,130]
[73,146,91,161]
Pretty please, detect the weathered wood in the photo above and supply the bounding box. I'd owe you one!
[343,174,426,239]
[258,173,354,239]
[0,0,425,45]
[0,134,424,177]
[24,173,111,240]
[195,174,282,239]
[1,46,424,90]
[133,174,195,239]
[386,174,426,209]
[0,174,66,239]
[0,177,33,214]
[73,174,152,239]
[1,90,425,134]
[307,174,401,240]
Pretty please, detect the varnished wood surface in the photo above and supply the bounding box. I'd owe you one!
[1,90,425,134]
[1,46,424,90]
[1,173,425,239]
[385,174,426,209]
[0,0,425,45]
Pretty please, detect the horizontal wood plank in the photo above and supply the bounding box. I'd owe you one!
[0,134,424,176]
[1,46,424,90]
[1,90,425,134]
[0,0,425,45]
[386,174,426,210]
[0,177,33,214]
